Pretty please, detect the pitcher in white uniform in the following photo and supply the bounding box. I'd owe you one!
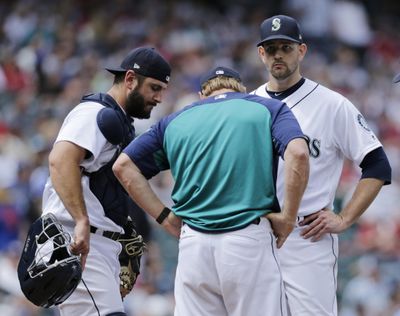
[253,15,392,316]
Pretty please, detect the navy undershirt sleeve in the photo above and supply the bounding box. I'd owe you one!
[359,147,391,185]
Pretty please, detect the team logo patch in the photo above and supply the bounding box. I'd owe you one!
[357,114,371,131]
[216,70,224,75]
[272,18,281,31]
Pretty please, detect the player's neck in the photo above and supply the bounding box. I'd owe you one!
[107,86,126,113]
[267,73,302,92]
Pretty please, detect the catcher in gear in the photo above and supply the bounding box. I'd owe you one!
[36,47,170,316]
[118,217,146,298]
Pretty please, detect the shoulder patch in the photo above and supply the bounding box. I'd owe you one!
[97,108,124,145]
[357,114,371,132]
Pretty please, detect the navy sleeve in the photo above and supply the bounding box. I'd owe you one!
[123,118,169,179]
[245,95,305,158]
[360,147,392,185]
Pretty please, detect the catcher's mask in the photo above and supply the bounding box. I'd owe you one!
[17,213,82,308]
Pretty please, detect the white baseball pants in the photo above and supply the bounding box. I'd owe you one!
[59,233,123,316]
[278,225,339,316]
[174,218,287,316]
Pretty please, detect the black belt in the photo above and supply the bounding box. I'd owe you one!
[186,217,261,234]
[296,213,318,226]
[90,225,121,241]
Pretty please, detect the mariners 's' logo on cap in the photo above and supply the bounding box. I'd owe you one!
[272,18,281,31]
[133,63,140,69]
[216,70,224,75]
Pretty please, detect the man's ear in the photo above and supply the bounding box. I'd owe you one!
[125,70,138,90]
[298,43,308,62]
[199,91,207,100]
[258,46,266,61]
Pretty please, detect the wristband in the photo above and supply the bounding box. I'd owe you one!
[156,207,171,224]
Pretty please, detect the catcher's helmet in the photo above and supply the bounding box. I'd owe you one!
[17,213,82,308]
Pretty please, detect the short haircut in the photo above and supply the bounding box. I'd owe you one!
[113,72,146,87]
[201,76,246,97]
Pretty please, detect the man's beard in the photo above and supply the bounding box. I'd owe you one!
[125,89,153,119]
[270,62,298,81]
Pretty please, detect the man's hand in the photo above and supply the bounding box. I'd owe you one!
[70,218,90,269]
[162,212,182,238]
[266,213,296,248]
[49,141,90,268]
[300,209,346,242]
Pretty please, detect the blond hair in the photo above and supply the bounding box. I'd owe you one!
[201,76,246,97]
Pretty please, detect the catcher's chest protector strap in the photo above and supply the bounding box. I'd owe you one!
[80,93,136,227]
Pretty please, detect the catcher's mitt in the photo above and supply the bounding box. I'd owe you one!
[118,217,145,298]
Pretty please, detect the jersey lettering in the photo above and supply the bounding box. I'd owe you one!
[304,135,321,158]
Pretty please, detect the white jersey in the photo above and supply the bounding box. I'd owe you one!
[42,101,123,233]
[253,78,382,216]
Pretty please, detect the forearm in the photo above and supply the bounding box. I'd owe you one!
[49,142,89,223]
[50,159,88,222]
[113,153,165,219]
[339,178,384,227]
[283,138,309,220]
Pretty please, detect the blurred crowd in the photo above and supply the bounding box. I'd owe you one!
[0,0,399,315]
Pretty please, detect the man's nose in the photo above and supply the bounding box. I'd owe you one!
[154,92,162,103]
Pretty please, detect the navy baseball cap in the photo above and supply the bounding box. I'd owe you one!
[199,66,242,88]
[257,15,303,46]
[106,47,171,84]
[393,73,400,83]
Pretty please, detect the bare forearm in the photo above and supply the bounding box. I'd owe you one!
[284,170,308,218]
[283,138,309,220]
[113,153,164,219]
[49,142,89,223]
[339,178,384,227]
[50,162,87,220]
[48,141,90,267]
[113,154,182,237]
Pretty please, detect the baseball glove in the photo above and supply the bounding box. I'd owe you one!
[118,217,146,298]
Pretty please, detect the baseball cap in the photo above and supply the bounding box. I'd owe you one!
[393,73,400,83]
[199,66,242,88]
[257,15,303,46]
[105,47,171,84]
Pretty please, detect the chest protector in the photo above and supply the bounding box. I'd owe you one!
[81,93,137,227]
